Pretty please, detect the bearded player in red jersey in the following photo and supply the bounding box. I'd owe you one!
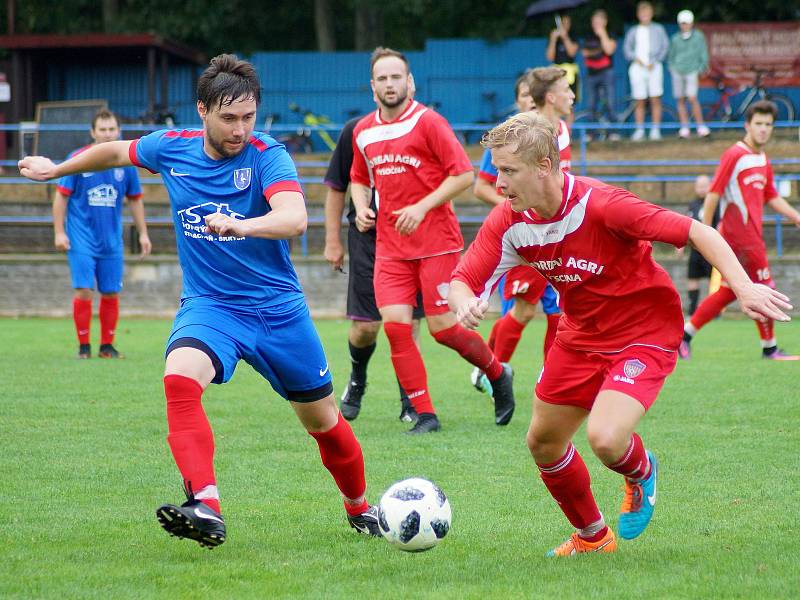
[449,112,791,556]
[350,47,515,434]
[680,100,800,360]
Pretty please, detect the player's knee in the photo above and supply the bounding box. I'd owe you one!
[526,427,558,461]
[350,320,381,345]
[586,425,627,463]
[512,301,536,323]
[74,288,93,300]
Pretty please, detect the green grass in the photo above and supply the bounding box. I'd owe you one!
[2,317,799,599]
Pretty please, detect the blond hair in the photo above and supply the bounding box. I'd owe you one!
[527,66,567,108]
[481,112,560,173]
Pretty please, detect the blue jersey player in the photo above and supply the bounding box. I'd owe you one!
[53,109,151,359]
[19,54,381,549]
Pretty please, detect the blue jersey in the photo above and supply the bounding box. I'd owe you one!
[478,148,497,183]
[57,147,142,256]
[131,129,305,307]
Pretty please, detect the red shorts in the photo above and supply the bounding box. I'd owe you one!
[374,253,459,316]
[502,265,548,303]
[535,342,678,411]
[726,246,774,288]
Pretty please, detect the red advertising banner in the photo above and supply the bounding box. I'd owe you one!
[699,22,800,87]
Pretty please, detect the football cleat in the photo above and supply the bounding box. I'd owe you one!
[491,363,515,426]
[399,398,418,423]
[77,344,91,359]
[347,504,382,537]
[677,340,691,360]
[405,412,441,435]
[470,367,493,396]
[98,344,123,359]
[618,451,659,540]
[156,487,226,549]
[340,380,366,421]
[762,348,800,361]
[546,529,617,557]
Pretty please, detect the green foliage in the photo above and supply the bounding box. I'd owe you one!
[1,317,799,598]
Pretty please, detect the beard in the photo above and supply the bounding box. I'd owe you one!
[206,128,245,158]
[378,89,408,109]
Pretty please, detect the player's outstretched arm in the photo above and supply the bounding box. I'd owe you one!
[204,191,306,240]
[689,221,792,322]
[448,280,489,330]
[18,141,134,181]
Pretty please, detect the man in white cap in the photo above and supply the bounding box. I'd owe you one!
[667,9,710,138]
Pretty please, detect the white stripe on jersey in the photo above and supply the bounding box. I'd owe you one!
[722,145,767,225]
[355,102,427,151]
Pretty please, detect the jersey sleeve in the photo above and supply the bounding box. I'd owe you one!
[764,160,779,201]
[324,118,357,191]
[477,148,498,183]
[56,173,77,196]
[256,144,304,203]
[129,129,170,174]
[604,189,693,247]
[425,112,473,176]
[709,147,738,195]
[349,123,371,187]
[451,203,522,300]
[125,166,143,199]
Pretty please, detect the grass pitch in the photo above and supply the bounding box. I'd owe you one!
[2,317,799,599]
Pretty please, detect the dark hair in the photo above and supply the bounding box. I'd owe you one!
[370,46,409,76]
[197,53,261,110]
[745,100,778,123]
[514,71,530,100]
[92,109,119,129]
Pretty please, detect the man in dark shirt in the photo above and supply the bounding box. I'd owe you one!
[581,9,620,140]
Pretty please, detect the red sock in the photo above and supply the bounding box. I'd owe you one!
[99,296,119,345]
[164,374,220,513]
[605,433,650,481]
[544,313,560,359]
[690,286,736,331]
[537,444,602,530]
[73,297,92,345]
[755,318,774,344]
[309,413,368,516]
[489,313,526,363]
[384,322,435,415]
[432,324,503,381]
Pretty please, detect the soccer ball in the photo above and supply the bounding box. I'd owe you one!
[378,477,451,552]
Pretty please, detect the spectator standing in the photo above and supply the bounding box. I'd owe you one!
[667,9,710,138]
[581,9,620,141]
[623,1,669,141]
[546,14,579,122]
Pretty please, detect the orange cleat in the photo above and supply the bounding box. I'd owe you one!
[546,528,617,557]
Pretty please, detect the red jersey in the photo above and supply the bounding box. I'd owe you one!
[350,101,473,260]
[710,141,778,253]
[557,119,571,172]
[452,173,693,352]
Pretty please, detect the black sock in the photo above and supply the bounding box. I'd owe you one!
[687,289,700,315]
[682,330,693,343]
[398,378,409,403]
[348,341,376,384]
[763,345,777,356]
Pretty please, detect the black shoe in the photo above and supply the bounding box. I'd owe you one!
[405,412,441,435]
[340,380,366,421]
[347,504,382,537]
[156,487,226,549]
[491,363,516,426]
[77,344,91,359]
[98,343,123,359]
[399,398,418,423]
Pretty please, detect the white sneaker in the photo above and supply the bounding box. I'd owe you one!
[649,128,662,141]
[608,133,622,141]
[678,127,690,138]
[631,128,645,141]
[697,125,711,137]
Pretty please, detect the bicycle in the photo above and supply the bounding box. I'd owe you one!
[288,102,337,151]
[702,69,795,122]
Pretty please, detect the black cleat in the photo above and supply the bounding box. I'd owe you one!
[156,487,226,549]
[491,363,516,426]
[77,344,91,359]
[340,380,366,421]
[347,504,382,537]
[405,412,441,435]
[399,398,418,423]
[98,343,123,359]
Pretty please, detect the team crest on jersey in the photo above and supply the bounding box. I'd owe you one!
[623,359,647,379]
[233,168,252,190]
[113,168,125,182]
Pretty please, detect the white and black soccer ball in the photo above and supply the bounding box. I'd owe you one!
[378,477,451,552]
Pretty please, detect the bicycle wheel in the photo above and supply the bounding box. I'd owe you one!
[765,94,795,121]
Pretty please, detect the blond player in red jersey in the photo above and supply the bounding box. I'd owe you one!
[680,100,800,360]
[449,112,791,556]
[350,47,516,434]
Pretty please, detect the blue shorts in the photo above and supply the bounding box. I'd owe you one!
[165,295,333,402]
[67,252,124,293]
[541,284,560,315]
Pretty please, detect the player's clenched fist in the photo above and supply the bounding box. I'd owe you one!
[205,213,249,237]
[18,156,58,181]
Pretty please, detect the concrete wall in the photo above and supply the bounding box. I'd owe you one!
[3,254,800,319]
